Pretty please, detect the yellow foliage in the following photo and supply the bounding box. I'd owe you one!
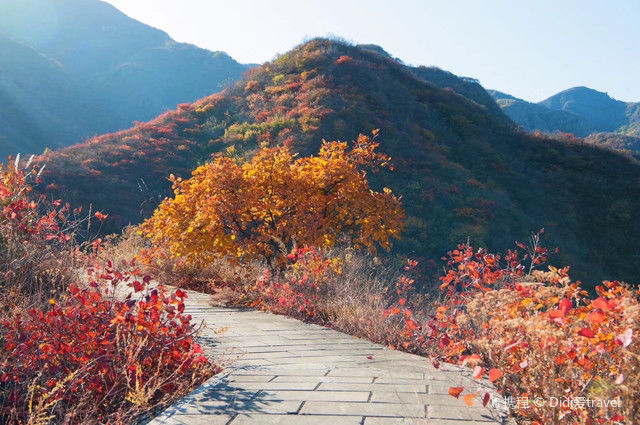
[141,133,404,266]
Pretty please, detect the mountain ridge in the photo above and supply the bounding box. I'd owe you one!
[489,87,640,150]
[0,0,251,158]
[36,39,640,284]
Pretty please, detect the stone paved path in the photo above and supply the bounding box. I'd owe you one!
[148,289,508,425]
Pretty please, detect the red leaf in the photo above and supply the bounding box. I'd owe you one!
[488,368,503,382]
[578,328,596,338]
[482,392,490,407]
[558,298,572,315]
[591,297,609,311]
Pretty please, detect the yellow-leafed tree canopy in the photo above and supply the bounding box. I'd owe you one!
[141,132,405,265]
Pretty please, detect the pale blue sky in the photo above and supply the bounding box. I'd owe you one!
[105,0,640,102]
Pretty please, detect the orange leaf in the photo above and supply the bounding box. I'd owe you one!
[405,319,418,331]
[449,387,464,398]
[549,309,564,320]
[591,297,609,311]
[488,368,503,382]
[464,392,478,407]
[463,353,482,365]
[586,310,605,324]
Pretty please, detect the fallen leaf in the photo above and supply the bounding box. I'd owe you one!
[449,387,464,398]
[482,392,490,407]
[464,392,478,407]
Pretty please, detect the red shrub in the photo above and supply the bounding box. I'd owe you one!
[0,265,215,424]
[382,231,639,424]
[335,55,354,65]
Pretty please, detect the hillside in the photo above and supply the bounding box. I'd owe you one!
[410,70,511,125]
[0,33,111,157]
[584,132,640,157]
[0,0,250,157]
[36,39,640,284]
[489,87,640,140]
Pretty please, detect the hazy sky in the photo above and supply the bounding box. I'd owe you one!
[104,0,640,102]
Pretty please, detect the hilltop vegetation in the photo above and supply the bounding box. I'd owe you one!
[37,38,640,284]
[585,132,640,158]
[0,0,250,158]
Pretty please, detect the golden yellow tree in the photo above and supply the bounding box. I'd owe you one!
[140,132,404,266]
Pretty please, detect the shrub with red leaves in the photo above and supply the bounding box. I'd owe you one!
[382,231,639,424]
[247,246,342,320]
[0,265,214,424]
[0,159,216,424]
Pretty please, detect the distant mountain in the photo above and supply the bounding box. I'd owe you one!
[0,33,110,156]
[488,90,597,137]
[489,87,640,146]
[0,0,250,158]
[36,39,640,284]
[540,87,630,132]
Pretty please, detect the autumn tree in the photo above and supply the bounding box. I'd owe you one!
[141,132,404,266]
